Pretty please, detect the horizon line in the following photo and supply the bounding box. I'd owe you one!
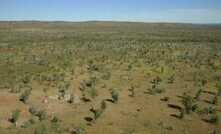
[0,20,221,25]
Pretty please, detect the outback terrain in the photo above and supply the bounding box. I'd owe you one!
[0,21,221,134]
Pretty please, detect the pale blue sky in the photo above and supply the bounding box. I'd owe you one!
[0,0,221,23]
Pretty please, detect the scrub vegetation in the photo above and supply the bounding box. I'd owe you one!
[0,21,221,134]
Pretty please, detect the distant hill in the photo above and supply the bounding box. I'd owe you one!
[0,21,221,29]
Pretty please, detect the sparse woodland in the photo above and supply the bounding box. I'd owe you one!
[0,22,220,134]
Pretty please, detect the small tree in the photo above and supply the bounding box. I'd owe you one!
[58,82,70,100]
[36,110,47,121]
[181,93,197,114]
[10,109,20,126]
[29,106,38,115]
[194,88,202,100]
[90,100,107,121]
[68,94,74,104]
[90,107,103,120]
[111,89,119,103]
[51,116,60,123]
[20,89,32,103]
[74,127,85,134]
[101,100,107,110]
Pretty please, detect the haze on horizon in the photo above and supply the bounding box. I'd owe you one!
[0,0,221,24]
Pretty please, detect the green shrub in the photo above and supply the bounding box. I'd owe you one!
[194,87,202,100]
[36,110,47,121]
[51,116,60,123]
[212,95,218,105]
[21,117,37,128]
[155,87,165,94]
[19,88,32,103]
[10,84,22,93]
[101,100,107,110]
[75,127,85,134]
[203,114,219,124]
[10,109,20,125]
[111,89,119,103]
[29,107,47,121]
[93,109,103,120]
[89,86,98,98]
[29,106,38,115]
[58,81,70,99]
[29,117,37,124]
[90,106,104,120]
[34,124,48,134]
[197,106,216,115]
[181,93,197,114]
[68,94,74,104]
[101,71,111,80]
[167,75,174,84]
[22,74,31,84]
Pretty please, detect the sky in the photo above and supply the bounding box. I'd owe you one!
[0,0,221,23]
